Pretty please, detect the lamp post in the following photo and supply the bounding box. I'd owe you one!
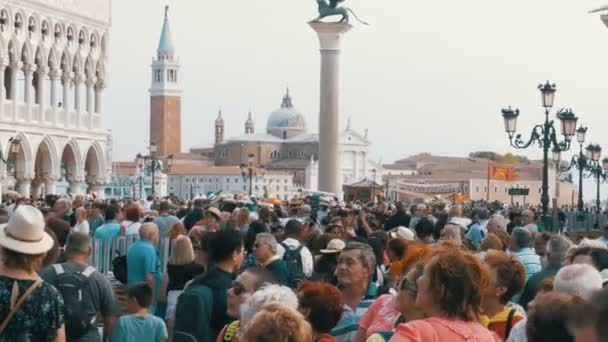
[371,168,377,203]
[149,143,157,197]
[555,126,589,212]
[135,153,144,199]
[586,145,605,212]
[241,153,255,196]
[501,81,578,230]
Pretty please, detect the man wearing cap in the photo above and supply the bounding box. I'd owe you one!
[276,219,314,278]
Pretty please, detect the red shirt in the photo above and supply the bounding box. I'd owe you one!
[316,334,335,342]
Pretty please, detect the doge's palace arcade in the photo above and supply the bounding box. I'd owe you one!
[0,0,112,198]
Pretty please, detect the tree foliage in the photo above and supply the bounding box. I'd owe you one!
[468,151,529,164]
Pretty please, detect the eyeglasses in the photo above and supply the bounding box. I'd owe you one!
[231,281,247,296]
[400,278,417,293]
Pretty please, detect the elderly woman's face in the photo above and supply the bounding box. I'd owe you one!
[227,271,257,318]
[415,257,437,314]
[253,238,273,263]
[395,269,419,316]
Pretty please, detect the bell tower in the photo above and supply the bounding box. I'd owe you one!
[149,5,181,156]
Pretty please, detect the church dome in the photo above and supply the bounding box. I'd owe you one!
[266,90,306,135]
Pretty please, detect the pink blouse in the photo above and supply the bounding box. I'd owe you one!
[390,317,501,342]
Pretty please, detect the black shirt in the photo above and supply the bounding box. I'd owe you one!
[385,212,411,230]
[167,262,205,291]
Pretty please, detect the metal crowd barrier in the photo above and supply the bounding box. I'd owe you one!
[90,235,172,275]
[562,212,608,231]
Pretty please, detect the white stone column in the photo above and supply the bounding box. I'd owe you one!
[10,62,20,120]
[30,178,42,199]
[23,64,34,121]
[74,73,83,128]
[309,21,351,195]
[61,72,71,126]
[95,80,104,113]
[49,69,59,125]
[17,177,32,198]
[86,77,95,129]
[0,60,6,110]
[69,179,83,195]
[36,66,47,110]
[44,175,57,195]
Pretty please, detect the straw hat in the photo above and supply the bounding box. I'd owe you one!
[205,207,222,220]
[390,226,416,241]
[0,205,53,255]
[320,239,346,254]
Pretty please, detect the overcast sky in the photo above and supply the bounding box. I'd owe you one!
[106,0,608,201]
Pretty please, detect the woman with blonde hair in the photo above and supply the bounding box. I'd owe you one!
[241,303,312,342]
[162,235,205,331]
[235,207,251,232]
[72,206,90,235]
[167,221,187,241]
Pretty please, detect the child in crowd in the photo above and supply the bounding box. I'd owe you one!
[112,283,168,342]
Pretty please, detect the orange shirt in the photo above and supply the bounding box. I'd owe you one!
[480,306,525,340]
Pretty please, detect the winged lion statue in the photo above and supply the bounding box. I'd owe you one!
[312,0,369,25]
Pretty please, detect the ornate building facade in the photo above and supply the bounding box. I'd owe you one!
[0,0,111,198]
[214,90,376,192]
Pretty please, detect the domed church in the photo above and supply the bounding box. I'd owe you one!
[214,90,377,190]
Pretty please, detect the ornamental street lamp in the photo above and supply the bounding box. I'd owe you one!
[501,81,579,230]
[556,128,594,212]
[587,145,606,213]
[136,153,144,199]
[149,143,158,197]
[241,153,255,196]
[371,169,377,203]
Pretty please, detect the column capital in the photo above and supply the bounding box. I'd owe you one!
[308,21,352,51]
[73,73,85,84]
[23,63,36,74]
[49,68,61,79]
[62,71,73,84]
[36,65,49,75]
[95,78,106,90]
[85,76,97,87]
[9,60,23,69]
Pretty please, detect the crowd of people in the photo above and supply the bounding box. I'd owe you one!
[0,192,608,342]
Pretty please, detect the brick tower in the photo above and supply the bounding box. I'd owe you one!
[149,5,181,156]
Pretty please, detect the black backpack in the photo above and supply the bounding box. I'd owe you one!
[280,242,305,288]
[52,264,97,339]
[112,250,127,284]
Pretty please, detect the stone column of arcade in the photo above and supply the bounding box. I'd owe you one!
[309,21,352,195]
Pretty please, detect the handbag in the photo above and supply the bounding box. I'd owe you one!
[0,278,43,334]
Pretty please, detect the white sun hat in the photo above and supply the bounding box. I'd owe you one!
[0,205,54,255]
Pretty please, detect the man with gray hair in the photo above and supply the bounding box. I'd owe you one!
[486,213,507,235]
[331,242,377,342]
[253,232,290,286]
[519,234,573,309]
[40,233,120,341]
[127,222,161,310]
[239,284,299,326]
[510,227,542,282]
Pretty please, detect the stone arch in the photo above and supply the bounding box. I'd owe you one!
[60,139,83,194]
[27,14,38,36]
[40,18,50,41]
[85,54,94,77]
[89,30,99,52]
[9,132,34,184]
[47,46,58,70]
[13,10,25,35]
[84,140,105,193]
[0,8,11,33]
[32,136,59,197]
[95,59,104,79]
[77,26,88,50]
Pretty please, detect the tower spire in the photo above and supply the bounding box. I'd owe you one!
[245,110,255,134]
[157,5,175,59]
[281,87,293,108]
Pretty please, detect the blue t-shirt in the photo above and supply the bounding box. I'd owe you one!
[153,215,180,237]
[127,240,161,288]
[94,221,121,240]
[111,314,167,342]
[465,223,486,249]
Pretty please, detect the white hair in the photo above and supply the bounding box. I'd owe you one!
[489,214,507,231]
[240,284,298,326]
[255,233,278,254]
[578,238,608,250]
[554,264,603,301]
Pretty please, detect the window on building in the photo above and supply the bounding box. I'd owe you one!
[284,186,288,191]
[200,178,204,182]
[494,186,498,193]
[226,178,230,183]
[538,187,542,194]
[155,69,161,82]
[484,186,487,193]
[185,178,189,183]
[243,185,247,191]
[476,186,479,193]
[505,187,508,193]
[255,185,259,190]
[216,178,220,183]
[276,186,280,191]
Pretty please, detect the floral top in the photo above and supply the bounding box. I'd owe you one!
[0,275,65,342]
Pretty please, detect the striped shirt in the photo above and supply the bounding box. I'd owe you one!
[514,248,542,281]
[331,283,378,342]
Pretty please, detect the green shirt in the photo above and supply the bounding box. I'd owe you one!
[111,314,167,342]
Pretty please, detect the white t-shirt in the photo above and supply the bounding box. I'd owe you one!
[122,220,142,235]
[73,221,90,235]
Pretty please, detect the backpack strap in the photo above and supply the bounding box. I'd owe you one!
[504,307,517,339]
[0,278,42,335]
[82,266,96,278]
[52,264,65,275]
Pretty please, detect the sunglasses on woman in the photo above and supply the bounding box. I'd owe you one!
[400,278,417,293]
[232,281,247,296]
